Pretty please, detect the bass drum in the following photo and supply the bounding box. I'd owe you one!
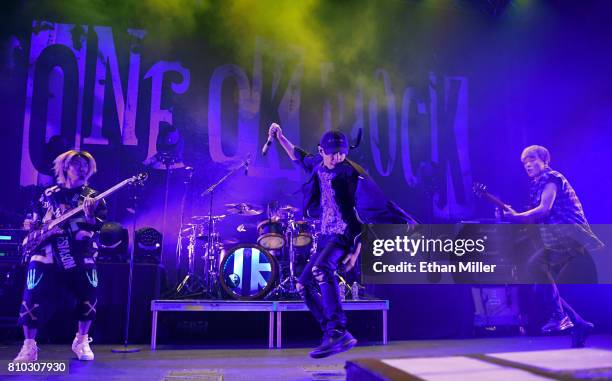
[219,244,278,300]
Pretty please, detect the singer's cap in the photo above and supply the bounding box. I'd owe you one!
[319,130,349,155]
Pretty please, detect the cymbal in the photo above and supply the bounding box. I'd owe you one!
[191,215,226,222]
[180,224,198,236]
[278,204,299,214]
[225,203,263,216]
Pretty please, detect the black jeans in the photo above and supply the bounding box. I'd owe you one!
[528,247,587,325]
[298,234,350,334]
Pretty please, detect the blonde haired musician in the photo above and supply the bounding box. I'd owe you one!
[15,150,107,362]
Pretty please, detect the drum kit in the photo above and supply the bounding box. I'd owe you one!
[173,201,321,300]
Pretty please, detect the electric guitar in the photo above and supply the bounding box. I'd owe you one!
[22,173,148,257]
[472,182,512,212]
[473,182,604,251]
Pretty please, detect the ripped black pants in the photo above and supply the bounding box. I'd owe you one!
[297,234,350,334]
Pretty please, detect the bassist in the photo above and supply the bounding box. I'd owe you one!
[14,150,107,362]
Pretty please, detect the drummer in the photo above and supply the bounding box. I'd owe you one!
[267,123,415,358]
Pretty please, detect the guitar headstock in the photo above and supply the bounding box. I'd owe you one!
[129,172,149,186]
[472,182,488,198]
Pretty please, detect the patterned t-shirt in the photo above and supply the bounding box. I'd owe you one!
[529,169,601,251]
[529,169,587,225]
[30,185,107,269]
[317,166,348,235]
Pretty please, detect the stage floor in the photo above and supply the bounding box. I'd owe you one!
[1,335,611,380]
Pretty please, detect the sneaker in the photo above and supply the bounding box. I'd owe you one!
[14,339,38,362]
[309,330,357,359]
[72,334,94,361]
[541,315,574,333]
[571,322,594,348]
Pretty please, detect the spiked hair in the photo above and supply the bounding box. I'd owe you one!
[53,150,97,186]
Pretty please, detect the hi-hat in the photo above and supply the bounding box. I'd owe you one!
[225,203,263,216]
[191,215,226,222]
[279,204,300,214]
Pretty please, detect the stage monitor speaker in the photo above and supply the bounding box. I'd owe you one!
[98,222,129,263]
[134,227,162,264]
[39,263,166,344]
[0,262,25,334]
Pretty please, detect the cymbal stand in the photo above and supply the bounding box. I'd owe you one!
[202,220,222,297]
[270,215,300,298]
[173,225,204,297]
[171,167,204,298]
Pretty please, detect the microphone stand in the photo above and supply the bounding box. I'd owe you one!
[200,157,250,297]
[112,180,144,354]
[200,158,250,198]
[159,152,180,265]
[171,167,199,298]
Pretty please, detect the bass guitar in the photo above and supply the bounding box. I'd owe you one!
[22,173,148,257]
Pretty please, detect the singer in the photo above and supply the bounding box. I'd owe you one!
[267,123,415,358]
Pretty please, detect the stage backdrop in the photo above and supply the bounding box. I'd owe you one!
[1,1,611,288]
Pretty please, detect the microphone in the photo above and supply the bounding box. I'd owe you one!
[261,135,274,156]
[262,127,278,156]
[244,154,252,176]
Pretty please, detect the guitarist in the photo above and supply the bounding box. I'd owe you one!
[502,145,602,348]
[14,150,107,362]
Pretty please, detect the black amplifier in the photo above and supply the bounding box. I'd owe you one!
[0,229,27,262]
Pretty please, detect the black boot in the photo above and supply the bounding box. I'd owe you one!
[309,329,357,359]
[571,322,594,348]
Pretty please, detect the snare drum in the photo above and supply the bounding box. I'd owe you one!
[291,221,313,247]
[219,244,278,300]
[257,219,286,250]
